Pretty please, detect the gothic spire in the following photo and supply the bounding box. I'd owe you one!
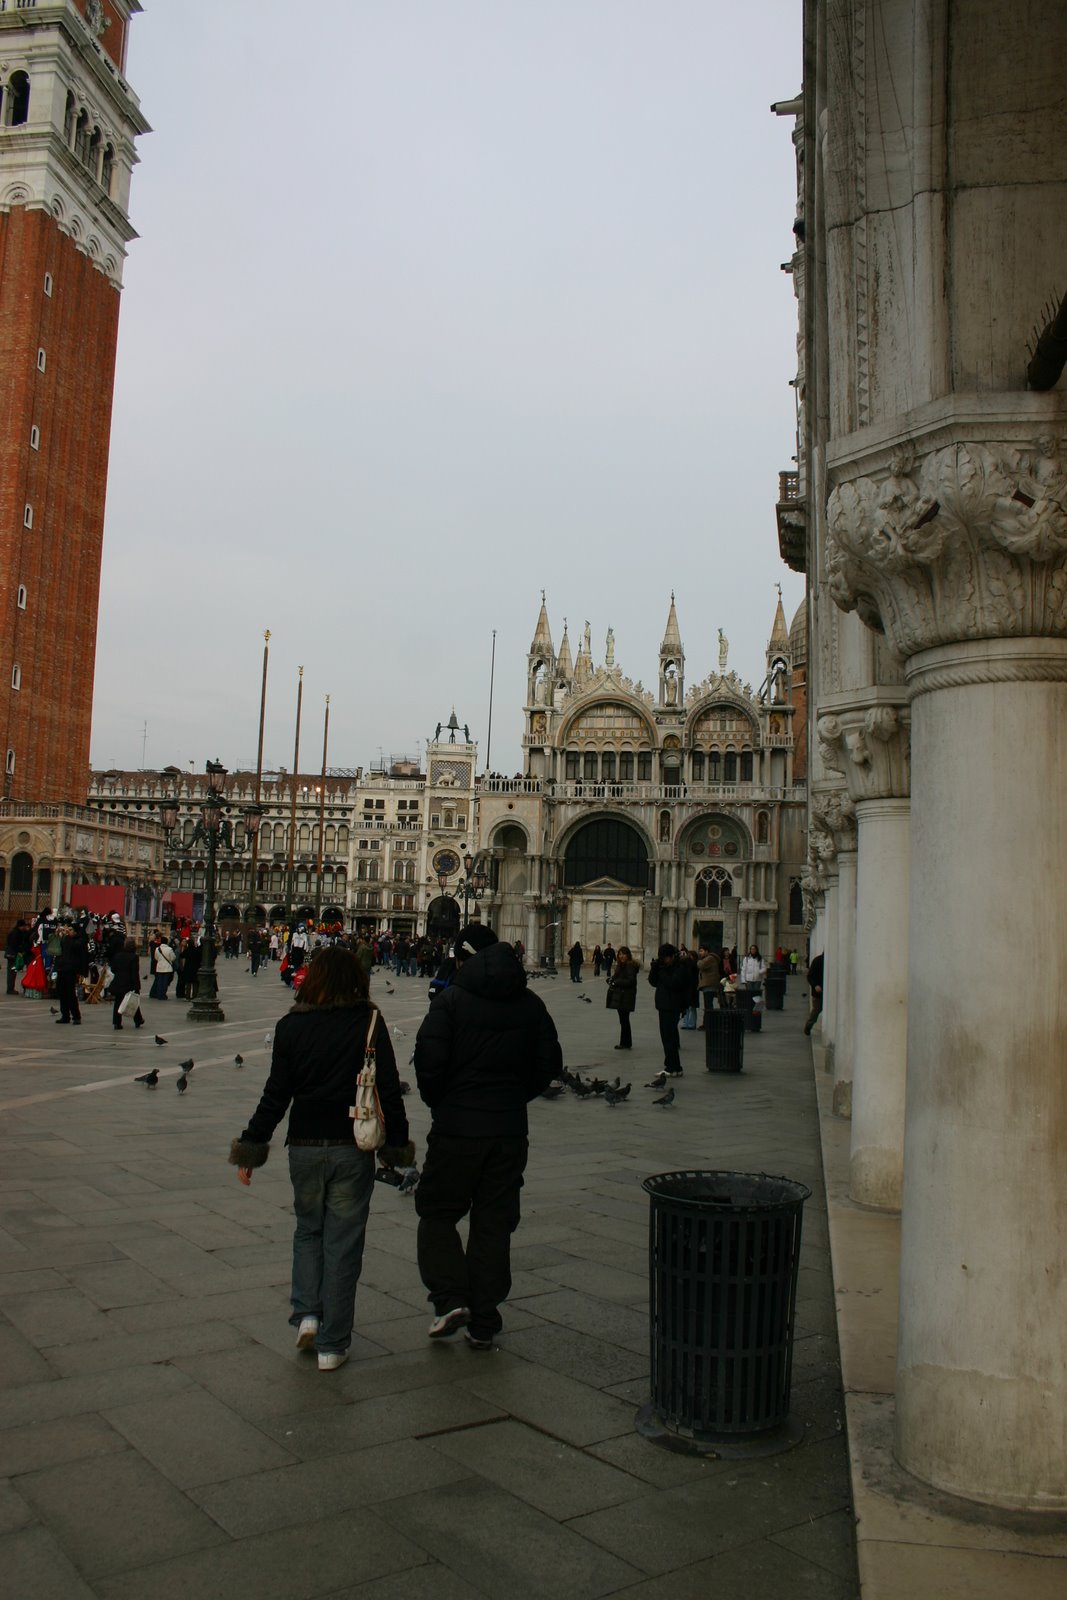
[530,591,553,657]
[660,592,683,656]
[769,584,790,651]
[556,619,574,679]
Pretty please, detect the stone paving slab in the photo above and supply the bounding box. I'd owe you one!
[0,964,857,1598]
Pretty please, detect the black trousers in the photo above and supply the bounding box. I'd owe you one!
[658,1007,682,1074]
[415,1131,528,1335]
[56,971,81,1022]
[617,1010,632,1047]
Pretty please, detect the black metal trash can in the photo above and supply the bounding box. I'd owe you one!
[705,1008,745,1072]
[643,1170,811,1438]
[764,965,787,1010]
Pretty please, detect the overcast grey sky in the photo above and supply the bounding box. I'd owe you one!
[91,0,804,777]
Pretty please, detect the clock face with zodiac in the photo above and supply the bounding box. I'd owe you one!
[433,849,460,877]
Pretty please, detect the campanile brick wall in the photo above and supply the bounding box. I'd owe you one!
[0,208,121,805]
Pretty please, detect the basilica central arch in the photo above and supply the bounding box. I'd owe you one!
[557,815,654,958]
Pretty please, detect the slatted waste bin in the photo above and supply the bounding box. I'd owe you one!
[705,1007,745,1072]
[764,963,787,1010]
[643,1170,810,1439]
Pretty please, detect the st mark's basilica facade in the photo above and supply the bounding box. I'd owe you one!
[478,596,807,964]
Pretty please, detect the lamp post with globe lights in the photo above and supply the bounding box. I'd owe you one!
[162,761,264,1024]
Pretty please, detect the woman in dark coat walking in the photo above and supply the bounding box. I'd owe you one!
[110,938,144,1030]
[605,946,639,1049]
[230,945,412,1372]
[568,941,584,983]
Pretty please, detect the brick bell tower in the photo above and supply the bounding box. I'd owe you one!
[0,1,149,804]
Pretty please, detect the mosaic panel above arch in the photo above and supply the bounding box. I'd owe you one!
[679,814,750,862]
[688,702,759,747]
[560,700,656,747]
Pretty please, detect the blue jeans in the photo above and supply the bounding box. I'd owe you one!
[288,1144,375,1354]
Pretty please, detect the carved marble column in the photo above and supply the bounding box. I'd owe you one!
[818,700,910,1207]
[828,433,1067,1509]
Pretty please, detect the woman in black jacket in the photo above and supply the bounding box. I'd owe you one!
[605,946,639,1049]
[110,938,144,1030]
[230,946,412,1372]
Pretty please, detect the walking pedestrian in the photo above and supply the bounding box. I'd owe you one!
[54,922,89,1024]
[413,925,561,1348]
[803,951,824,1036]
[110,937,144,1030]
[229,946,412,1372]
[149,935,176,999]
[4,918,31,995]
[601,943,616,981]
[567,940,584,982]
[592,943,603,978]
[697,943,721,1027]
[647,943,689,1079]
[605,945,638,1049]
[678,945,700,1028]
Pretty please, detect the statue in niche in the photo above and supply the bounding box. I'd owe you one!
[664,666,678,705]
[605,627,615,668]
[718,629,729,672]
[531,712,547,736]
[659,812,672,842]
[554,680,569,708]
[533,664,547,704]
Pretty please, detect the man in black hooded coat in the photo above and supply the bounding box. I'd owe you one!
[413,924,562,1347]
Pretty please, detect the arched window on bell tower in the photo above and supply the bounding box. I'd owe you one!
[5,71,31,128]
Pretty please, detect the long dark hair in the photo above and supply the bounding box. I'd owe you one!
[296,946,370,1008]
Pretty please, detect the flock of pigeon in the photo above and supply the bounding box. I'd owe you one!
[134,1037,249,1093]
[541,1065,675,1108]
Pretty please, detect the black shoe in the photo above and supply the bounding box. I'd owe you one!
[614,1043,631,1050]
[55,1018,70,1024]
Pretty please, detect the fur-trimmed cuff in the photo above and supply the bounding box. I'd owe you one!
[229,1138,270,1169]
[379,1141,415,1169]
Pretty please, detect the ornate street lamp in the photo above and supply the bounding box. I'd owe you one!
[434,853,489,937]
[186,761,264,1024]
[458,851,488,925]
[544,880,566,973]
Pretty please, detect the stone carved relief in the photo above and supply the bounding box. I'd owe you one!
[816,704,910,802]
[810,788,857,861]
[827,440,1067,658]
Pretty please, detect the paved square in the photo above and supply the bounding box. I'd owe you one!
[0,963,857,1598]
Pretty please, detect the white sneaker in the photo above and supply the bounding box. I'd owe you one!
[295,1317,319,1351]
[428,1307,470,1339]
[318,1350,348,1372]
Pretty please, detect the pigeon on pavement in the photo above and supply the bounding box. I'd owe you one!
[653,1087,676,1107]
[178,1058,194,1071]
[645,1073,667,1089]
[154,1035,167,1046]
[134,1069,159,1089]
[605,1083,631,1105]
[176,1072,189,1094]
[234,1054,244,1067]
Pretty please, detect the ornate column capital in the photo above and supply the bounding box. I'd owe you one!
[811,786,858,860]
[827,437,1067,659]
[817,699,910,802]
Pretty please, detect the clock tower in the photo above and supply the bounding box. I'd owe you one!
[0,0,149,804]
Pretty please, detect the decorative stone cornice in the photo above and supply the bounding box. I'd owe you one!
[816,702,910,802]
[827,438,1067,658]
